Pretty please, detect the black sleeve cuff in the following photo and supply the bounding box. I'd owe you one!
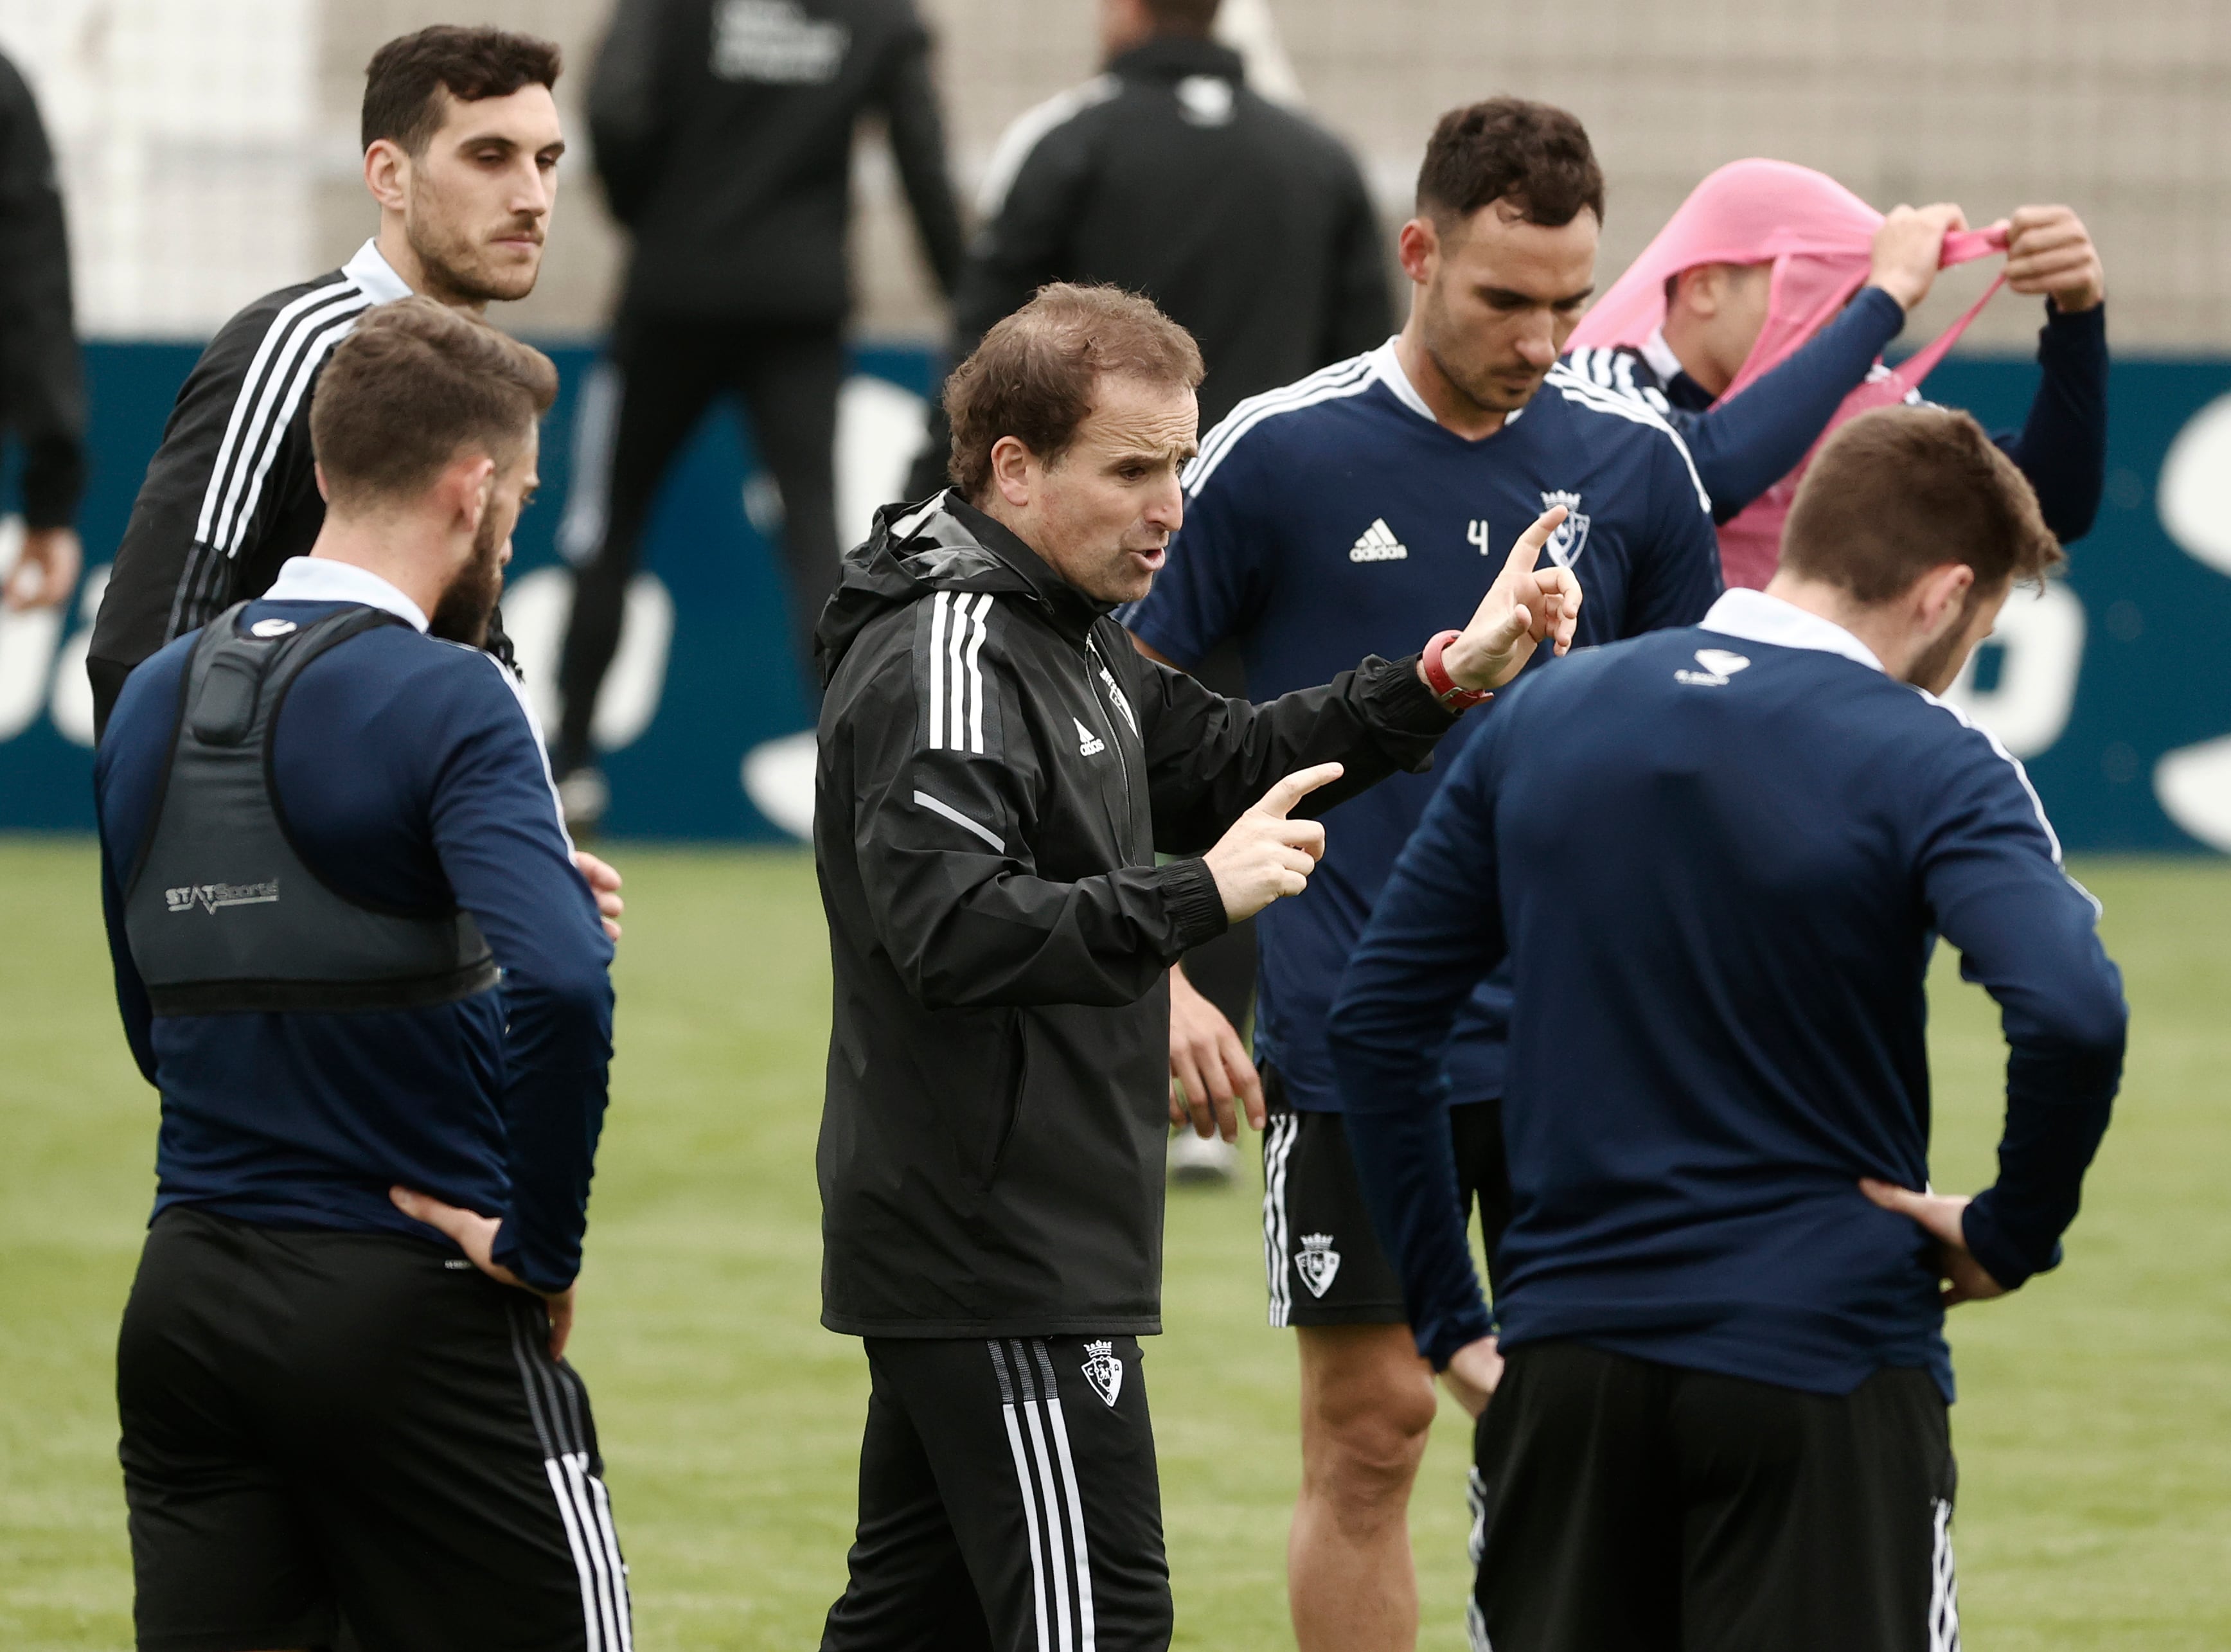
[492,1219,580,1297]
[1960,1195,2058,1294]
[1359,653,1462,767]
[1158,857,1231,952]
[2041,297,2106,340]
[1418,1301,1500,1371]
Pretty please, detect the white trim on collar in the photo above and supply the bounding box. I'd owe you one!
[1369,335,1527,429]
[342,239,413,306]
[1640,327,1685,385]
[1699,587,1884,673]
[263,556,430,632]
[1367,337,1435,422]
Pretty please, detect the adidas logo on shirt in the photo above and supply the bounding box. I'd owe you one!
[1075,718,1106,756]
[1348,518,1409,562]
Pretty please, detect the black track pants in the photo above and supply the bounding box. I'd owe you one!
[822,1335,1173,1652]
[1470,1340,1960,1652]
[118,1207,628,1652]
[555,312,844,771]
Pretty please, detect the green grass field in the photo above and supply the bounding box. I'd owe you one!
[3,837,2227,1648]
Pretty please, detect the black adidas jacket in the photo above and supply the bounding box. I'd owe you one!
[0,50,84,530]
[591,0,965,321]
[87,242,417,737]
[812,492,1456,1337]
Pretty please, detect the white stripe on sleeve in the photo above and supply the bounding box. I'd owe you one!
[927,590,950,749]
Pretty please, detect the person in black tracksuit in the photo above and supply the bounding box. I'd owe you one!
[903,6,1389,491]
[900,0,1392,1049]
[555,0,967,797]
[0,49,87,612]
[808,283,1579,1648]
[86,25,567,738]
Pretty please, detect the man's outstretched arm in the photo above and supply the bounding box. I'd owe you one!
[1139,505,1581,851]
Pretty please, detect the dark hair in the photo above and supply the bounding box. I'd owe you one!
[1781,405,2064,602]
[1416,97,1604,230]
[1142,0,1221,35]
[311,298,558,510]
[361,25,562,155]
[945,283,1205,501]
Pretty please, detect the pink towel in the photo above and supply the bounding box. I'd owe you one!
[1568,159,2007,588]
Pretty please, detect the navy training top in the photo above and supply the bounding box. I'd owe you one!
[1566,289,2110,540]
[95,559,615,1293]
[1123,338,1723,1110]
[1328,590,2127,1400]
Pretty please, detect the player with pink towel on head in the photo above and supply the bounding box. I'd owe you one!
[1565,157,2108,587]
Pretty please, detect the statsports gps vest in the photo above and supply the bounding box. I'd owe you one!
[122,602,499,1015]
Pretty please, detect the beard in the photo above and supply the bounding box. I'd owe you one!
[1901,585,1989,693]
[407,205,540,306]
[430,510,506,648]
[1419,297,1545,416]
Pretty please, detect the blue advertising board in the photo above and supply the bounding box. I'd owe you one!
[4,341,2230,849]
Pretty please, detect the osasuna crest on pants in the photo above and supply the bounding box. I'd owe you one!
[1081,1339,1123,1407]
[1295,1232,1342,1298]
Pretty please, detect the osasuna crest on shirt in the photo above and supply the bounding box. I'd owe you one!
[1121,337,1721,1119]
[1541,489,1591,567]
[1295,1233,1342,1298]
[1081,1339,1123,1407]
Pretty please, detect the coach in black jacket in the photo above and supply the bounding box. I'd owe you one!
[812,283,1577,1650]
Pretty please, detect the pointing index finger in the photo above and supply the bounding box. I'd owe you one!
[1257,761,1345,819]
[1500,504,1568,580]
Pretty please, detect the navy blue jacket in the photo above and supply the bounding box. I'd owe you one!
[1124,339,1723,1111]
[1567,290,2110,540]
[95,565,614,1292]
[1329,591,2126,1400]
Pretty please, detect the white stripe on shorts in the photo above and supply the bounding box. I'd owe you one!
[1928,1496,1961,1651]
[1261,1114,1299,1326]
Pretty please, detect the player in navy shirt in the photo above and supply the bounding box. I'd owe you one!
[1331,407,2125,1649]
[1122,100,1720,1652]
[97,301,632,1651]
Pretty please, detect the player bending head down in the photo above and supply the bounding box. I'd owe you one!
[1400,97,1603,430]
[1563,157,2109,587]
[309,296,556,646]
[1332,402,2119,1649]
[99,298,630,1650]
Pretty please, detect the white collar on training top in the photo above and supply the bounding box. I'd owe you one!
[1699,587,1884,674]
[1640,327,1686,384]
[263,556,430,634]
[1367,335,1529,429]
[342,238,414,305]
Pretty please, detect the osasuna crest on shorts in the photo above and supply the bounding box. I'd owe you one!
[1081,1339,1123,1407]
[1295,1233,1342,1299]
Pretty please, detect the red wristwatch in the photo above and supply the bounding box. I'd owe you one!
[1423,630,1493,711]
